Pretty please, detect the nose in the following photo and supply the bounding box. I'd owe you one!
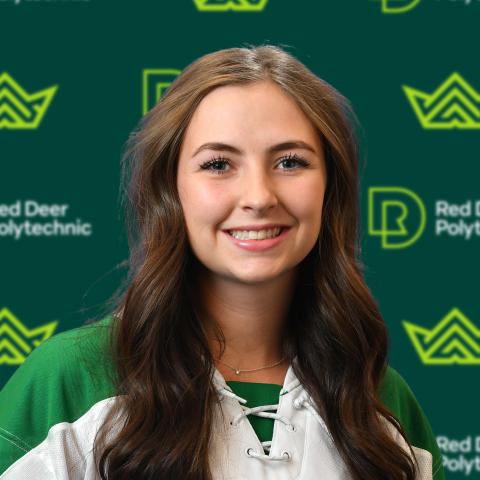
[238,166,278,214]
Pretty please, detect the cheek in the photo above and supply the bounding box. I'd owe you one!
[179,178,233,228]
[286,176,325,225]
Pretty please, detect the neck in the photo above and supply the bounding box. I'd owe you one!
[193,265,298,374]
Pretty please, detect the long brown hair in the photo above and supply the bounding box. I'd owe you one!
[93,44,416,479]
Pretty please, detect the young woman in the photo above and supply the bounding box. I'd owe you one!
[0,45,445,480]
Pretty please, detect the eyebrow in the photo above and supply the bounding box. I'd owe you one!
[192,140,317,158]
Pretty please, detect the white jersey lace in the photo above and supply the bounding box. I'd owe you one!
[215,385,334,462]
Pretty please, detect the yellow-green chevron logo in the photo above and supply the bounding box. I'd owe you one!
[142,69,182,115]
[193,0,268,11]
[0,308,58,366]
[0,72,58,130]
[376,0,421,14]
[403,308,480,365]
[403,72,480,129]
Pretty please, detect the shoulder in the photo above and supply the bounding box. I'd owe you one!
[0,316,117,474]
[378,365,416,409]
[2,315,116,402]
[10,314,113,371]
[378,366,445,480]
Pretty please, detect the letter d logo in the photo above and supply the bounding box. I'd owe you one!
[368,187,426,249]
[381,0,421,14]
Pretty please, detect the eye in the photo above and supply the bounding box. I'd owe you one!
[199,156,230,175]
[277,152,310,171]
[199,152,310,176]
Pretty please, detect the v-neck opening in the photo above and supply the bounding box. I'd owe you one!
[226,380,283,447]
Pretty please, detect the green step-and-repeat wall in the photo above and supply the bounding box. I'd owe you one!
[1,1,479,477]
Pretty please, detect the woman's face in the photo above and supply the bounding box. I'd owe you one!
[177,80,327,285]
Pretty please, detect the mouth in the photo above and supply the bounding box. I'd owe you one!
[226,226,288,240]
[222,226,291,252]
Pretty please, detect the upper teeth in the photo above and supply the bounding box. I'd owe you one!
[229,227,282,240]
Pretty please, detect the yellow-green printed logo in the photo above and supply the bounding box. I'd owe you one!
[194,0,268,11]
[368,187,426,249]
[403,308,480,365]
[0,308,58,366]
[403,72,480,129]
[0,72,58,130]
[372,0,421,14]
[142,69,181,115]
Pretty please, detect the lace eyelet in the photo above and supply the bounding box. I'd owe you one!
[293,398,303,410]
[245,447,254,457]
[229,419,238,427]
[282,450,291,460]
[286,423,296,432]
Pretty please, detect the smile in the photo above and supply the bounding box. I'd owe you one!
[228,227,284,240]
[223,227,291,252]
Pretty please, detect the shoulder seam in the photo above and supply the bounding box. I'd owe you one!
[0,427,31,453]
[432,458,444,473]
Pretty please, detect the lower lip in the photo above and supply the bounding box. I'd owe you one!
[222,227,291,252]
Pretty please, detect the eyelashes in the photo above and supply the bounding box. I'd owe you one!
[199,152,310,176]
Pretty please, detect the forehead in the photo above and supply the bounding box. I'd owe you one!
[180,81,322,155]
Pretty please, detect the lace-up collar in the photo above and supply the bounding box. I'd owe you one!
[212,356,333,463]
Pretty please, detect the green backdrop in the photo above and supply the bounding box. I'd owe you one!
[1,1,479,478]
